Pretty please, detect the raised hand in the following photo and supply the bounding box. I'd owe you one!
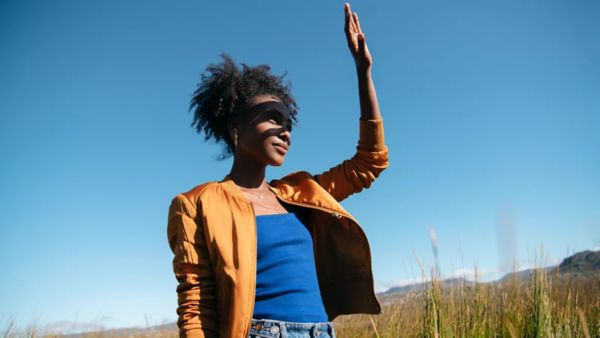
[344,2,373,72]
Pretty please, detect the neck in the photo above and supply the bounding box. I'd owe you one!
[228,152,267,188]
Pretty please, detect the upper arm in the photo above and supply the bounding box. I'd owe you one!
[312,146,389,202]
[167,194,219,338]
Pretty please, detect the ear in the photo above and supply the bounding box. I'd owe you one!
[227,119,239,139]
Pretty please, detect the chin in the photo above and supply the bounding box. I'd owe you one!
[265,150,286,166]
[266,154,286,166]
[269,159,285,166]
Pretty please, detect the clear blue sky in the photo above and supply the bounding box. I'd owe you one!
[1,0,599,333]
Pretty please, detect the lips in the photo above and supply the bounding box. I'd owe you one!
[273,143,288,155]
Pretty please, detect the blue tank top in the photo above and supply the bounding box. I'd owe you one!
[252,211,329,323]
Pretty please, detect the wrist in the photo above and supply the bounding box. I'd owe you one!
[356,65,372,77]
[356,68,372,84]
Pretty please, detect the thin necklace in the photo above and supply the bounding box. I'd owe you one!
[240,188,267,199]
[238,185,287,213]
[238,182,270,199]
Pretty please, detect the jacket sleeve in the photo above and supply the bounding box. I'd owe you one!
[312,118,389,202]
[167,193,219,338]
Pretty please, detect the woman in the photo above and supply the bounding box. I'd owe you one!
[167,3,389,337]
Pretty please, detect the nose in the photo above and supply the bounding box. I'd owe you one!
[278,128,291,145]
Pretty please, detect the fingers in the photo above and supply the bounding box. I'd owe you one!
[344,4,355,35]
[344,2,365,53]
[344,3,362,38]
[344,2,371,65]
[344,4,350,35]
[344,3,355,50]
[347,4,359,33]
[353,12,362,34]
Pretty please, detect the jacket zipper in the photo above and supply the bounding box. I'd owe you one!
[244,203,257,338]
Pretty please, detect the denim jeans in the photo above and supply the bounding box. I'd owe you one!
[248,318,336,338]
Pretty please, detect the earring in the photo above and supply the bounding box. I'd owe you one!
[234,131,238,147]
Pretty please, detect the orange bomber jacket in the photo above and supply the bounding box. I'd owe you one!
[167,118,389,338]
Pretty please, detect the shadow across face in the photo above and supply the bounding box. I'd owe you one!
[242,100,293,135]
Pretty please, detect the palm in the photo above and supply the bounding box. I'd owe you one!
[344,3,372,71]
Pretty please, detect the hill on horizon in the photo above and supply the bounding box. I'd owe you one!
[380,249,600,296]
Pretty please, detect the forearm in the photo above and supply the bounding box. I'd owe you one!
[356,66,386,151]
[357,67,381,121]
[168,194,219,338]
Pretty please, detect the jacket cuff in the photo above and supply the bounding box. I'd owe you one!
[180,327,218,338]
[358,118,386,152]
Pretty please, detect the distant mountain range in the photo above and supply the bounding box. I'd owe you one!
[499,249,600,282]
[379,277,473,296]
[380,249,600,296]
[557,250,600,272]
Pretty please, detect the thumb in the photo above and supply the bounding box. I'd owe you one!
[357,33,366,54]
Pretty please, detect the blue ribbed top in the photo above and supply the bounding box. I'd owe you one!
[252,211,329,323]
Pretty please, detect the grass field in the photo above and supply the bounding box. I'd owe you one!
[332,267,599,337]
[3,262,599,337]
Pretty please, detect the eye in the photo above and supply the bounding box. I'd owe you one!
[265,111,291,131]
[266,114,282,125]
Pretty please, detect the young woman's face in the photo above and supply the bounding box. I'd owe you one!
[234,95,292,166]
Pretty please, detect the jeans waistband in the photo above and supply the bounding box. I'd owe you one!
[250,317,336,337]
